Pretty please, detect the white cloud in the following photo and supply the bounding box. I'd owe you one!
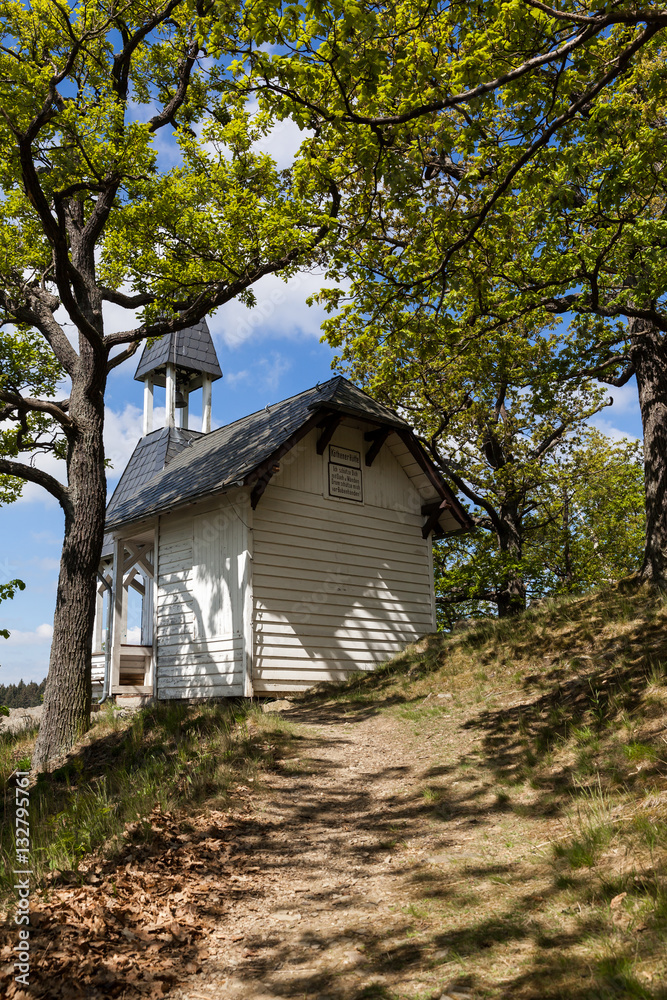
[589,416,641,444]
[214,269,335,349]
[254,115,313,171]
[33,558,60,573]
[30,531,62,546]
[4,623,53,646]
[125,626,142,644]
[104,404,144,481]
[606,382,640,416]
[9,452,66,508]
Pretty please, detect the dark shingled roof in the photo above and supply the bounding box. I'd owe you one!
[105,376,410,530]
[134,318,223,388]
[102,427,203,554]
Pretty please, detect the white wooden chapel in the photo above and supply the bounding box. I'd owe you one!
[92,321,471,703]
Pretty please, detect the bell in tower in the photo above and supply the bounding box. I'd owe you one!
[133,319,223,435]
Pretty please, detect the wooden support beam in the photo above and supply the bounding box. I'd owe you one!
[143,376,154,436]
[123,541,154,579]
[250,464,280,510]
[202,374,212,433]
[316,413,343,455]
[421,500,451,539]
[396,428,474,532]
[364,427,391,466]
[111,537,125,691]
[165,363,176,428]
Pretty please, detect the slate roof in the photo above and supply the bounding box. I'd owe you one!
[102,427,203,555]
[134,318,223,387]
[105,376,412,531]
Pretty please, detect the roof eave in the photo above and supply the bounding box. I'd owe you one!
[307,399,408,431]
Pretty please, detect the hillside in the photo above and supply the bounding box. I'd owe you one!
[1,581,666,999]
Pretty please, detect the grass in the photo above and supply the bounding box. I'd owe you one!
[0,699,292,906]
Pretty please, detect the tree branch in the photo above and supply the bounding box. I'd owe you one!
[426,445,502,531]
[0,457,71,514]
[106,341,140,373]
[104,179,342,348]
[252,20,603,128]
[435,22,663,278]
[521,1,667,28]
[148,38,200,132]
[4,291,79,375]
[100,286,154,308]
[0,390,73,427]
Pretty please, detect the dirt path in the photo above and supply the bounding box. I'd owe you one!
[172,699,475,1000]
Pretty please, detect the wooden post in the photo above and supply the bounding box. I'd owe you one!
[110,537,125,693]
[202,374,212,433]
[152,521,160,700]
[179,388,189,430]
[165,363,175,428]
[94,585,104,653]
[143,375,154,436]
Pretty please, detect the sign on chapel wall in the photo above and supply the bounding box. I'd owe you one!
[328,446,363,502]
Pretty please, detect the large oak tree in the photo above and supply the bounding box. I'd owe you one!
[0,0,339,768]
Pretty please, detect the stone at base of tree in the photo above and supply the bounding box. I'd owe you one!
[261,699,294,714]
[451,619,472,632]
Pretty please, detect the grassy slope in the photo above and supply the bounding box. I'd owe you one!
[1,581,666,998]
[309,581,667,999]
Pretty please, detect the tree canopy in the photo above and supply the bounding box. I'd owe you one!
[240,0,667,584]
[434,430,645,627]
[0,578,26,639]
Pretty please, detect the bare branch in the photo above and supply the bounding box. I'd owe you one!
[0,457,71,514]
[100,287,154,308]
[106,341,140,373]
[0,390,73,427]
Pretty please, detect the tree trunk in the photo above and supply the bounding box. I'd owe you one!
[496,507,526,617]
[32,368,107,771]
[630,318,667,586]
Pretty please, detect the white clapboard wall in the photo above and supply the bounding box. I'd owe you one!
[91,653,105,694]
[252,424,436,693]
[155,498,248,699]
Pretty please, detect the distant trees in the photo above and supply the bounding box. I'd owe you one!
[434,431,645,628]
[0,679,46,710]
[329,314,623,617]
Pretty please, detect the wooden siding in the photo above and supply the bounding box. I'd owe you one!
[252,424,436,693]
[155,501,247,698]
[91,653,105,689]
